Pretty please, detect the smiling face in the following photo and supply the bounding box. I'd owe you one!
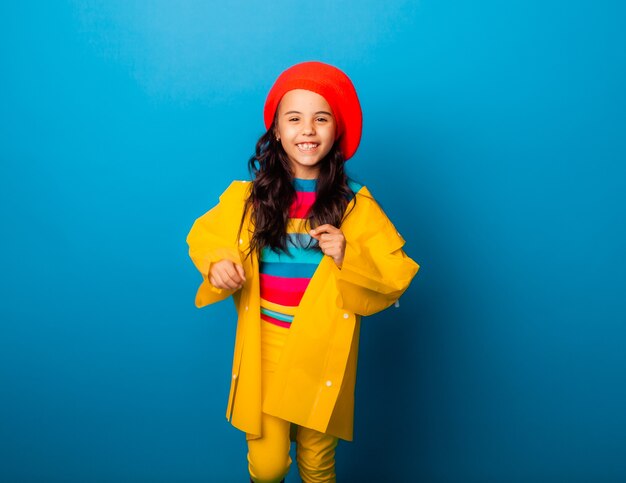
[275,89,337,179]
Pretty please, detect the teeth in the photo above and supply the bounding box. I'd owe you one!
[297,143,318,150]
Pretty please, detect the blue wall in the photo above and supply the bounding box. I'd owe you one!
[2,1,625,481]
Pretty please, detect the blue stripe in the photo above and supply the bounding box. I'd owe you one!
[261,308,294,322]
[293,177,360,196]
[293,177,360,194]
[260,261,320,278]
[347,178,362,194]
[293,178,317,192]
[286,233,318,249]
[261,245,324,264]
[347,178,362,201]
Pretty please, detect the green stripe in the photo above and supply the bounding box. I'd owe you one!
[261,308,294,322]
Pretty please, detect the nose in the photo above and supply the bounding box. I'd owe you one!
[302,119,315,135]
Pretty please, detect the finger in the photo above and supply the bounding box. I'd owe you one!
[310,224,340,236]
[320,233,342,242]
[211,261,244,290]
[319,242,337,256]
[320,241,343,259]
[316,224,340,234]
[212,264,239,289]
[319,239,339,250]
[222,267,244,288]
[223,263,243,284]
[211,272,228,289]
[222,275,241,290]
[235,264,246,283]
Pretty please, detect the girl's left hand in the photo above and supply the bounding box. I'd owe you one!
[310,224,346,268]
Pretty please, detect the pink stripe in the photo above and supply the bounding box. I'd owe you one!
[260,273,311,292]
[261,313,291,328]
[261,286,305,306]
[289,192,316,218]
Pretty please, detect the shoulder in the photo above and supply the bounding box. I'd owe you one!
[346,177,377,210]
[346,177,372,206]
[219,180,252,203]
[344,181,404,245]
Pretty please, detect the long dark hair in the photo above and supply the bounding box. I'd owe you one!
[239,121,356,257]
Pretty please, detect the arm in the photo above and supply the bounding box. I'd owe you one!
[186,181,249,306]
[333,190,420,316]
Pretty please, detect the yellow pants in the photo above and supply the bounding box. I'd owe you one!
[247,320,339,483]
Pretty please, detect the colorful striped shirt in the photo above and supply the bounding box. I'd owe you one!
[259,177,363,329]
[259,178,322,328]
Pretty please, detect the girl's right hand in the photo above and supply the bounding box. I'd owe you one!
[208,259,246,290]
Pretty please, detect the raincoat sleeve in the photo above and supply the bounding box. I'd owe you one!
[334,188,420,316]
[186,181,249,307]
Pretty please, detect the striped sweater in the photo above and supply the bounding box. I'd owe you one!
[259,177,361,328]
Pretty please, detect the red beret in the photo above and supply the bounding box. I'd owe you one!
[264,61,362,161]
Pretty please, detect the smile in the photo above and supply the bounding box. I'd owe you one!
[296,143,319,151]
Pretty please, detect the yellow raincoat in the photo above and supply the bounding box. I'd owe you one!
[187,180,419,441]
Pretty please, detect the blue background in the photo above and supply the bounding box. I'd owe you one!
[1,1,625,481]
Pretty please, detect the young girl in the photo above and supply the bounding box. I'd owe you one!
[187,61,419,483]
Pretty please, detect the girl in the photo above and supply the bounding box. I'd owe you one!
[187,61,419,483]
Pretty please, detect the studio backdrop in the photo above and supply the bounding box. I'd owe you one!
[1,1,625,481]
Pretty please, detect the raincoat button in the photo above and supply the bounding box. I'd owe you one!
[326,380,332,387]
[343,313,349,319]
[239,238,243,245]
[245,306,249,311]
[232,374,238,380]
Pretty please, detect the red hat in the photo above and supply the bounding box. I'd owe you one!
[264,61,362,160]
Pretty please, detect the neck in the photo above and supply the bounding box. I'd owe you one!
[291,166,320,179]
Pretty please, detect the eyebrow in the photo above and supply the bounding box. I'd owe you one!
[283,110,333,116]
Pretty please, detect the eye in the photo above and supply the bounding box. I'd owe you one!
[288,117,299,122]
[316,117,329,123]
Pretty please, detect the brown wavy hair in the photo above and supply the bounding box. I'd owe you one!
[239,120,357,257]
